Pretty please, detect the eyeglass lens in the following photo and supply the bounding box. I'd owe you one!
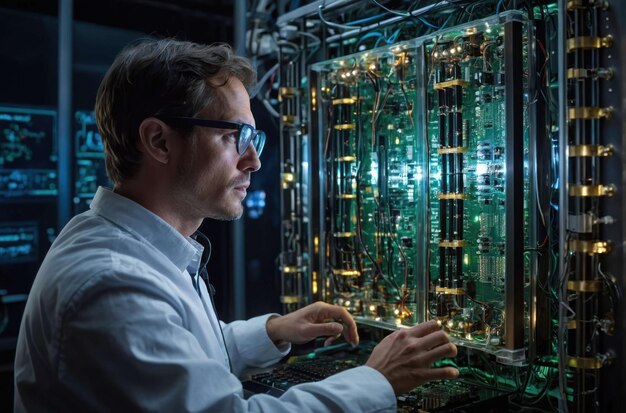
[239,125,265,156]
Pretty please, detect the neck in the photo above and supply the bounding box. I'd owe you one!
[113,181,202,237]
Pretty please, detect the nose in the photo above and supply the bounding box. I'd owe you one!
[238,143,261,172]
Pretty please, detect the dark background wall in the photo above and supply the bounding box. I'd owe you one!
[0,1,282,410]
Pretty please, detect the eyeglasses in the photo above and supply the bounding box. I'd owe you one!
[157,116,266,157]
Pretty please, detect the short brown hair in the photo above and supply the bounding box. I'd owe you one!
[95,38,256,185]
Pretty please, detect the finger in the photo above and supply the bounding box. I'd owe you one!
[315,302,353,323]
[421,342,458,365]
[314,303,359,346]
[306,321,344,341]
[419,366,460,382]
[340,315,359,346]
[408,320,441,338]
[417,330,450,351]
[323,334,339,347]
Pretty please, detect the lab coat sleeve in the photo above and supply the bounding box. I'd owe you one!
[222,315,397,412]
[277,365,396,412]
[222,314,290,376]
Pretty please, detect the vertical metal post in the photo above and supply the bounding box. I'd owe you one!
[619,2,626,408]
[504,20,524,351]
[232,0,246,319]
[528,18,550,360]
[557,0,569,411]
[57,0,73,228]
[414,43,428,323]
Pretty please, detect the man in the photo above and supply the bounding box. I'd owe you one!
[14,38,458,412]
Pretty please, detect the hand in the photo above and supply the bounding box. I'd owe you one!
[266,301,359,347]
[365,320,459,395]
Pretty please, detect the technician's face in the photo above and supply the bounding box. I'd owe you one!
[172,77,261,221]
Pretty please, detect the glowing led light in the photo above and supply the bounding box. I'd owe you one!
[394,309,400,315]
[475,163,489,175]
[345,300,351,307]
[369,64,376,71]
[369,305,376,312]
[370,153,379,186]
[447,320,454,328]
[415,166,423,182]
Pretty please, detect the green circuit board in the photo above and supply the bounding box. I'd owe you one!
[314,44,422,326]
[310,11,531,360]
[424,20,530,349]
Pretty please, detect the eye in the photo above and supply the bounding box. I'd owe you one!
[223,131,238,143]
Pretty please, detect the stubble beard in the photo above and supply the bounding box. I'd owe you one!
[194,183,245,222]
[175,157,245,221]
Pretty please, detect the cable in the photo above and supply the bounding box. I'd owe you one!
[191,232,233,373]
[347,12,390,26]
[250,62,279,99]
[261,97,280,118]
[318,5,359,31]
[370,0,411,17]
[357,31,384,49]
[326,1,453,43]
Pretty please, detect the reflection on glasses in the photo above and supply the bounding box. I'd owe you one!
[157,116,266,157]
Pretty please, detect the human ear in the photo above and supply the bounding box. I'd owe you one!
[138,117,171,164]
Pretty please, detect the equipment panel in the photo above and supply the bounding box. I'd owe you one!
[309,12,532,363]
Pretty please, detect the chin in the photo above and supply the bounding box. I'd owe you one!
[208,204,244,221]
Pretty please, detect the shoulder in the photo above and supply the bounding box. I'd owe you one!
[30,213,185,324]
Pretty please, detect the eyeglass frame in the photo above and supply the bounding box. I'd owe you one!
[156,116,266,157]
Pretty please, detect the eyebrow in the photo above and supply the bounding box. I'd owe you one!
[228,118,255,128]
